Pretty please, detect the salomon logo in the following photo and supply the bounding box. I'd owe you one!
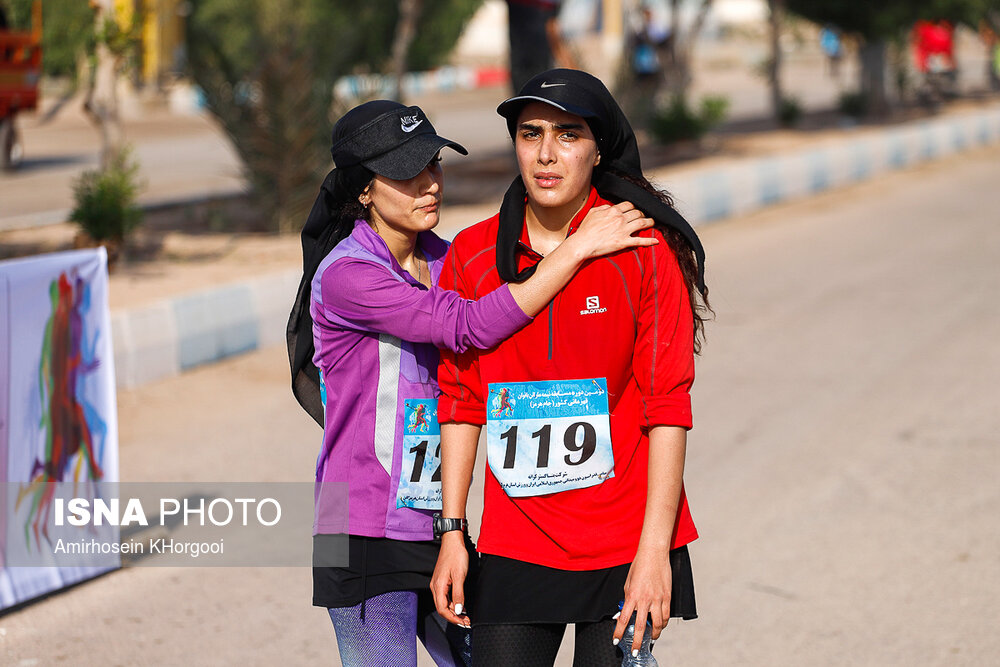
[580,296,607,315]
[401,114,424,133]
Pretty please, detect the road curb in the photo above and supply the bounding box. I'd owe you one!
[111,269,299,388]
[109,102,1000,390]
[658,103,1000,225]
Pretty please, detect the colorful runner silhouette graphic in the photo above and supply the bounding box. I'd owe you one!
[18,272,106,549]
[411,402,430,433]
[491,387,514,419]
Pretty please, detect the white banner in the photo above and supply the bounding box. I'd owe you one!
[0,248,120,610]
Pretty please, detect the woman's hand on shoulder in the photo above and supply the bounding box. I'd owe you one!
[571,201,658,259]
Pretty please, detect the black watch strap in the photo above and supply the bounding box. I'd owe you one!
[433,513,468,539]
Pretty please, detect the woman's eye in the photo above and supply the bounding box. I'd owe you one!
[521,130,539,140]
[560,132,578,141]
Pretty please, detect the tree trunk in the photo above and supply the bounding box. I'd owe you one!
[663,0,683,95]
[688,0,713,45]
[82,0,124,169]
[767,0,784,122]
[859,39,889,118]
[663,0,712,99]
[986,11,1000,37]
[668,0,681,51]
[390,0,423,102]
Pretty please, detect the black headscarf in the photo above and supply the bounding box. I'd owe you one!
[286,165,373,427]
[495,69,706,290]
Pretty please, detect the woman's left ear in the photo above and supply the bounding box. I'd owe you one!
[594,151,601,167]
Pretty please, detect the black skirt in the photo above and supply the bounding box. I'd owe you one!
[472,545,696,625]
[313,534,479,609]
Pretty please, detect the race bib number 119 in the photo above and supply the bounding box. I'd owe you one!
[486,378,614,498]
[396,399,442,510]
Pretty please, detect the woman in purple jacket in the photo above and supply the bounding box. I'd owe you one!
[287,100,656,666]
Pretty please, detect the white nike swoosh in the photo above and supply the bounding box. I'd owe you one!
[539,82,565,88]
[401,119,424,133]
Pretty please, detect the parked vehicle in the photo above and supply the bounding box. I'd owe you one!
[0,1,42,171]
[913,19,958,105]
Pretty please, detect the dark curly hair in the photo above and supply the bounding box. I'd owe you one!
[600,166,712,354]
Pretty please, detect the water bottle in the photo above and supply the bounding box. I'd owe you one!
[619,606,658,667]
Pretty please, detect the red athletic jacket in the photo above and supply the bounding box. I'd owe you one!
[438,188,698,570]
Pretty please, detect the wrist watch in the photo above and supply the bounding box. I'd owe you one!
[432,513,468,540]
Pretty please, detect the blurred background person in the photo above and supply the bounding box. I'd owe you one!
[624,4,672,127]
[914,18,958,100]
[819,23,843,78]
[505,0,578,92]
[980,19,1000,91]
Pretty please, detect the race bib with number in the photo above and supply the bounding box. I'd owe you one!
[396,399,442,509]
[486,378,614,498]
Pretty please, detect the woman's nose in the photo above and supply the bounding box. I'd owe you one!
[538,132,556,164]
[422,168,441,194]
[415,163,442,193]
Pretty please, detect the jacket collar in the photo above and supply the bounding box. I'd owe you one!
[350,219,450,284]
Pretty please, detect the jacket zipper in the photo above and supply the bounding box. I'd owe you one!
[547,300,554,360]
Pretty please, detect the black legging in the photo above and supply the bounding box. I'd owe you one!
[472,619,620,667]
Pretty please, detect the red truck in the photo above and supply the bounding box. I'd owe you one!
[0,1,41,170]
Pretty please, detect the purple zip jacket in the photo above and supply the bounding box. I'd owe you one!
[311,220,532,540]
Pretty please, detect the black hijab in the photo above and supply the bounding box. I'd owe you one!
[286,165,372,426]
[494,69,706,290]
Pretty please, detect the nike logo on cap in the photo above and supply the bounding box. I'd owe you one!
[401,115,424,132]
[539,82,565,88]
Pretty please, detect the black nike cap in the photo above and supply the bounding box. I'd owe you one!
[496,69,609,144]
[330,100,468,180]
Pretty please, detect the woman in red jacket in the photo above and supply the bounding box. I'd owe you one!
[431,69,710,665]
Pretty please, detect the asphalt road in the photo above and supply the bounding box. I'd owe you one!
[3,145,998,666]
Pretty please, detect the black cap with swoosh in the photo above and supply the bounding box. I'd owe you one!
[496,70,609,145]
[330,100,468,180]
